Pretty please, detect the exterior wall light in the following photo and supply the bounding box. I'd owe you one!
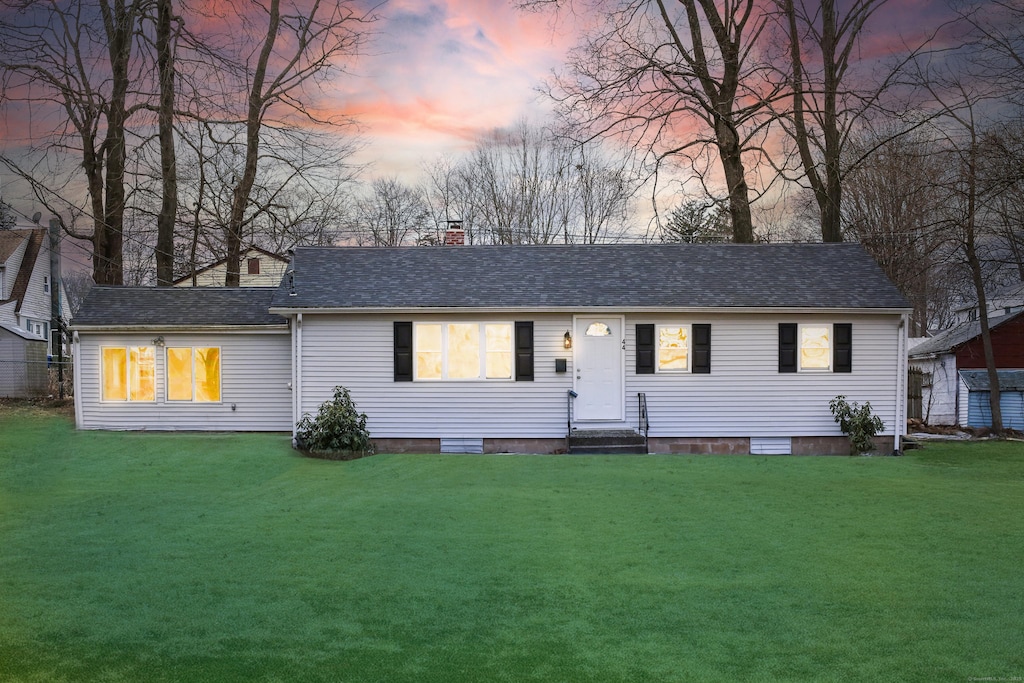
[563,331,572,349]
[152,335,165,347]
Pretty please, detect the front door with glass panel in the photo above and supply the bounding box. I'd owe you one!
[573,316,624,421]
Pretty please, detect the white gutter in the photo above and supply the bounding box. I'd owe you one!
[292,313,302,442]
[72,330,83,429]
[70,324,289,333]
[895,315,907,453]
[268,305,915,316]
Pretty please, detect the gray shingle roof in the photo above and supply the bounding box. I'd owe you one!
[270,243,910,311]
[72,287,287,328]
[909,310,1024,357]
[960,369,1024,392]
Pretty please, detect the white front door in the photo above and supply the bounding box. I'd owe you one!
[573,316,624,421]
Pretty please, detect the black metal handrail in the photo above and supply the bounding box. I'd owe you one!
[566,390,578,443]
[638,392,650,451]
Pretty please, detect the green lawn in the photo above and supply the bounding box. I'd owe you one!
[1,407,1022,682]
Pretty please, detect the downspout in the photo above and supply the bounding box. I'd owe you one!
[72,331,83,428]
[894,315,907,453]
[292,313,302,444]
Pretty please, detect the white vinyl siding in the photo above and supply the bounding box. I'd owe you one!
[21,234,69,325]
[297,312,903,441]
[625,314,903,438]
[299,313,574,438]
[910,354,958,425]
[76,331,291,431]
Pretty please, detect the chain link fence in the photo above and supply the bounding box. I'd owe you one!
[0,359,73,399]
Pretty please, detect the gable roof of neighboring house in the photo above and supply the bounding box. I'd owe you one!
[0,228,45,313]
[909,310,1024,358]
[172,246,289,286]
[0,230,26,263]
[71,286,287,329]
[959,369,1024,392]
[269,242,910,312]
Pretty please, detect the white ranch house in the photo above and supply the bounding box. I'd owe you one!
[71,243,911,454]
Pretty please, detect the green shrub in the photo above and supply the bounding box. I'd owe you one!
[296,386,373,458]
[829,395,885,454]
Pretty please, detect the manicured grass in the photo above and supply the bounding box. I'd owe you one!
[1,408,1022,682]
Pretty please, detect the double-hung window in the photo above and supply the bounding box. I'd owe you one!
[101,346,155,401]
[636,323,711,374]
[657,325,691,372]
[779,323,852,373]
[414,322,512,380]
[167,347,222,401]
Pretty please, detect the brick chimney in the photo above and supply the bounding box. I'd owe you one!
[444,220,465,246]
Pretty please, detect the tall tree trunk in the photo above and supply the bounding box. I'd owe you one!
[98,0,134,285]
[225,0,280,286]
[716,119,754,242]
[155,0,177,286]
[965,140,1003,432]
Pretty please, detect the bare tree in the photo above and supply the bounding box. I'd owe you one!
[424,122,639,245]
[0,0,149,284]
[0,198,15,229]
[841,130,950,335]
[208,0,375,286]
[777,0,913,242]
[910,46,1008,432]
[355,177,429,247]
[529,0,786,242]
[154,0,177,285]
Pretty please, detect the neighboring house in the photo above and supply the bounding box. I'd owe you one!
[72,243,911,454]
[173,246,288,287]
[0,227,71,340]
[952,281,1024,324]
[909,309,1024,426]
[0,322,48,397]
[71,287,292,431]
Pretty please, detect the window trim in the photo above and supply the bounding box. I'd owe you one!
[655,324,692,373]
[165,346,223,403]
[413,321,514,382]
[100,345,156,403]
[797,323,833,372]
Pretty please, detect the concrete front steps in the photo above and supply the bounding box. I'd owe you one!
[567,429,647,454]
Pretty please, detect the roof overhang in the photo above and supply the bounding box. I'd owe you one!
[269,305,913,316]
[71,324,289,333]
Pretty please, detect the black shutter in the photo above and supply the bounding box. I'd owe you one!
[779,323,797,373]
[834,323,852,373]
[394,321,413,382]
[636,324,655,374]
[515,321,534,381]
[692,324,711,373]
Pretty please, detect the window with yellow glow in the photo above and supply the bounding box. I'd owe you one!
[799,325,831,371]
[101,346,155,402]
[657,325,690,372]
[166,346,221,401]
[414,322,512,380]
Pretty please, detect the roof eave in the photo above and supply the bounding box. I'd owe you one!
[269,305,913,316]
[71,323,289,332]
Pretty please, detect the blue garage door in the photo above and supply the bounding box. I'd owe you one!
[968,391,1024,430]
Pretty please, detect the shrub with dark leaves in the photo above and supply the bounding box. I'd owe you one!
[296,386,372,457]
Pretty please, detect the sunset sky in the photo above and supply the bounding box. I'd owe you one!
[331,0,950,182]
[335,0,582,180]
[0,0,957,217]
